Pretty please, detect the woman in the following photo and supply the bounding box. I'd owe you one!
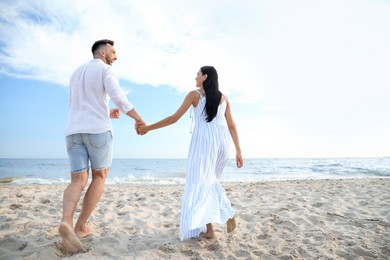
[139,66,243,240]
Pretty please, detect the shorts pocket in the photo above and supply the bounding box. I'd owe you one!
[65,136,74,150]
[88,132,109,148]
[66,134,82,150]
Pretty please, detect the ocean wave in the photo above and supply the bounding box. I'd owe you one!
[5,175,389,185]
[10,178,69,185]
[2,158,390,185]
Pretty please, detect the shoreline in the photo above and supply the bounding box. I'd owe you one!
[1,175,389,185]
[1,178,389,259]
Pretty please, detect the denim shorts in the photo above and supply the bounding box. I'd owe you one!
[66,131,113,173]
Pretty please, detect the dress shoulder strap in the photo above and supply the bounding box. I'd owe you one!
[195,89,206,99]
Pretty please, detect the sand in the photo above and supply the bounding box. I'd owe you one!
[0,178,389,259]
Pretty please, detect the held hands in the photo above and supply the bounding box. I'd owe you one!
[111,109,147,135]
[137,124,148,134]
[135,120,148,135]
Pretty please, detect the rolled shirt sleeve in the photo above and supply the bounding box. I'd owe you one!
[103,67,134,113]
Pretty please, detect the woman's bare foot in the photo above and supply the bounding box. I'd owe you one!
[205,223,215,239]
[75,224,93,238]
[59,222,84,254]
[227,217,236,233]
[205,229,215,239]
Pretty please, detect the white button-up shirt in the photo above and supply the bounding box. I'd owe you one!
[65,59,134,136]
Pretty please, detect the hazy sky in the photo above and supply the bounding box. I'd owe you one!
[0,0,389,158]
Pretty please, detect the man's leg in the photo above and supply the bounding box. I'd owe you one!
[61,170,89,226]
[74,168,109,238]
[59,170,88,253]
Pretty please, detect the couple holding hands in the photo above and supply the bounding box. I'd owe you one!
[59,39,243,254]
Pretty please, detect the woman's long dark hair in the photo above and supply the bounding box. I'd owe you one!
[201,66,222,122]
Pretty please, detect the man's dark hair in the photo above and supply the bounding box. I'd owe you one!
[91,39,114,54]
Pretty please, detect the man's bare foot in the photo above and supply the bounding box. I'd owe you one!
[59,222,84,254]
[75,224,93,238]
[227,217,236,233]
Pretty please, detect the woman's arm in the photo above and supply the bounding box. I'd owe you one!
[139,91,198,132]
[225,98,243,168]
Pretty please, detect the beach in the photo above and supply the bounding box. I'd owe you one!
[0,178,389,259]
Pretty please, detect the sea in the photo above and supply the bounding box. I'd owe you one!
[0,157,389,185]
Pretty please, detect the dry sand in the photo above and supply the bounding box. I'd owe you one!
[0,178,389,259]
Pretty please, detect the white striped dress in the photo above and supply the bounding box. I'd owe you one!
[179,90,235,241]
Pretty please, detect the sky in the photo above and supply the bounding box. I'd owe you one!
[0,0,389,159]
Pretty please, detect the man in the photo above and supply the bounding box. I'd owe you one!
[59,39,145,253]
